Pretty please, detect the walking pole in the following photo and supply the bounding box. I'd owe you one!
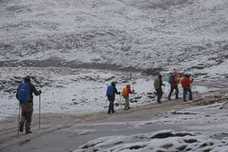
[39,94,41,129]
[17,103,21,136]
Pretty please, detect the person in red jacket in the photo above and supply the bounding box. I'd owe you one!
[181,74,193,101]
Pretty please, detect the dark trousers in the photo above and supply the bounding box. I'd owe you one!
[20,103,33,132]
[168,85,179,100]
[183,88,192,101]
[155,88,163,103]
[124,96,130,110]
[107,96,115,114]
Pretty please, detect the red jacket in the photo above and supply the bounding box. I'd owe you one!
[181,77,193,89]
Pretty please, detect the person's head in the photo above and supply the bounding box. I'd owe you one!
[126,84,131,88]
[184,74,190,78]
[171,72,175,76]
[158,74,162,79]
[111,81,116,87]
[24,76,31,83]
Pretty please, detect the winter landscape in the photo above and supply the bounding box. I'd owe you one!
[0,0,228,151]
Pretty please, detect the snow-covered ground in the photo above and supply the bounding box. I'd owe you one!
[74,103,228,152]
[1,0,228,151]
[0,67,213,120]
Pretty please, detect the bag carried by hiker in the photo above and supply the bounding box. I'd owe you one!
[106,85,114,96]
[122,87,128,97]
[16,81,31,104]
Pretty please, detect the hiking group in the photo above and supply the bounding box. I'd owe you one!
[154,69,193,103]
[15,71,193,134]
[106,70,194,114]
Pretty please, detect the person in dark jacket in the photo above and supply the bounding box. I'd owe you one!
[16,76,41,134]
[168,73,179,100]
[106,81,120,114]
[154,74,164,103]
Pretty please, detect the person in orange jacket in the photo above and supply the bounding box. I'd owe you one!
[181,74,193,101]
[122,84,134,110]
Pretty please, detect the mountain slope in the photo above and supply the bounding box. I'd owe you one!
[0,0,228,77]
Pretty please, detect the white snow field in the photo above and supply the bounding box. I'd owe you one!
[74,103,228,152]
[0,67,212,120]
[0,0,227,118]
[0,0,228,75]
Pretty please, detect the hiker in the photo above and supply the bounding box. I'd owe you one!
[168,72,179,100]
[106,81,120,114]
[122,84,134,110]
[154,74,164,103]
[181,74,193,101]
[16,76,41,134]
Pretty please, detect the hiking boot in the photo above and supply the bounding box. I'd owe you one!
[25,130,32,134]
[19,127,23,132]
[19,123,24,132]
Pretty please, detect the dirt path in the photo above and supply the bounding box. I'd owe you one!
[0,90,227,152]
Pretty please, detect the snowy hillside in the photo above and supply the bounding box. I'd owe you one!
[0,0,228,77]
[0,0,228,119]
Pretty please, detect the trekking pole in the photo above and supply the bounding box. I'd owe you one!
[39,94,41,129]
[17,103,21,136]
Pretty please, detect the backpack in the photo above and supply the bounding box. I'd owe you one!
[122,87,128,97]
[16,81,31,104]
[106,85,114,96]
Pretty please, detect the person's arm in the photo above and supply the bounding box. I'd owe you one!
[129,88,133,94]
[16,88,19,100]
[190,77,194,83]
[114,87,120,95]
[31,84,41,96]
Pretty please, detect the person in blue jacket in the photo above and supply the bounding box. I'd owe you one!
[106,81,120,114]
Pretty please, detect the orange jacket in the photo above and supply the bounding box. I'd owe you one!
[122,85,133,97]
[181,77,193,89]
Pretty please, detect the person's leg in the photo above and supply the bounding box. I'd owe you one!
[160,89,163,100]
[156,89,159,103]
[189,88,193,100]
[25,104,33,134]
[183,88,187,101]
[168,86,174,100]
[25,112,31,133]
[175,86,179,99]
[111,99,115,113]
[124,97,130,110]
[157,89,162,103]
[108,98,111,114]
[126,96,130,109]
[19,106,26,132]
